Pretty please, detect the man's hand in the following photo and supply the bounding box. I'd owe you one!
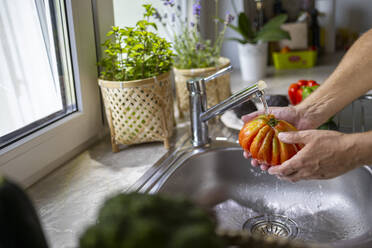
[242,106,319,171]
[267,130,359,182]
[242,106,320,130]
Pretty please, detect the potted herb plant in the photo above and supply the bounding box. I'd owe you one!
[153,0,234,117]
[98,4,174,152]
[226,13,290,81]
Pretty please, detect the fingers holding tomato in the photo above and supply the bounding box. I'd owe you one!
[243,151,271,170]
[266,130,359,182]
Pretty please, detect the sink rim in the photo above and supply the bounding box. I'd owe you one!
[128,140,241,194]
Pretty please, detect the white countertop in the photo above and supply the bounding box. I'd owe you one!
[28,53,344,248]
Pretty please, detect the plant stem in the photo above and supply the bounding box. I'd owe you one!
[214,24,227,59]
[142,32,147,78]
[215,0,219,40]
[120,36,125,80]
[125,46,130,81]
[231,0,238,16]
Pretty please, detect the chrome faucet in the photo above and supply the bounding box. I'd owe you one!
[187,65,267,147]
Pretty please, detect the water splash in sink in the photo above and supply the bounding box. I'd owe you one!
[214,193,368,243]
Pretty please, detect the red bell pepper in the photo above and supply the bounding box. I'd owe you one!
[307,80,318,87]
[288,80,319,105]
[288,83,299,105]
[295,87,303,104]
[297,80,308,87]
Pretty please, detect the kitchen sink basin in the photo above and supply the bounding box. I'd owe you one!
[131,139,372,248]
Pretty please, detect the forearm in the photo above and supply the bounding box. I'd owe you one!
[296,29,372,126]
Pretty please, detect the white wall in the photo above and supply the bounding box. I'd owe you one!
[112,0,372,69]
[335,0,372,34]
[219,0,245,69]
[114,0,148,27]
[113,0,178,41]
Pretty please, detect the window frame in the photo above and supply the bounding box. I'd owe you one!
[0,0,113,187]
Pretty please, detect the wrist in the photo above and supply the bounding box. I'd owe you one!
[348,132,372,166]
[293,103,323,129]
[295,83,344,128]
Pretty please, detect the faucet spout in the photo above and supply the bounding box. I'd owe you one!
[187,65,267,147]
[201,80,267,122]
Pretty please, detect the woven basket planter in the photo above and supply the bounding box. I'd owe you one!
[173,57,231,117]
[98,72,174,152]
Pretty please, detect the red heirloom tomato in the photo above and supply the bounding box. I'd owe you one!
[239,114,304,166]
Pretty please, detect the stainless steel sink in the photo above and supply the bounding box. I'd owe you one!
[131,136,372,248]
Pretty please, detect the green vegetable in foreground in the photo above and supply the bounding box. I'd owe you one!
[79,193,225,248]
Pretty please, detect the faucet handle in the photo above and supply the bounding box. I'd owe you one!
[203,65,233,83]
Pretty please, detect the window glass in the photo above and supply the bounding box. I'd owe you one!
[0,0,76,148]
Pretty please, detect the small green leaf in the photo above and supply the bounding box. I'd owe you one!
[254,28,291,43]
[149,22,157,30]
[227,37,249,44]
[260,14,288,32]
[136,20,147,29]
[238,13,254,40]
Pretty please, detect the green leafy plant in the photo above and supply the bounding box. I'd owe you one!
[225,13,290,44]
[153,0,234,69]
[99,4,174,81]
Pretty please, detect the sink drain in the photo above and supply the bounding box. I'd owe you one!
[243,215,298,239]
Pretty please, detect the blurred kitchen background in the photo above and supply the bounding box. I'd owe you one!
[111,0,368,68]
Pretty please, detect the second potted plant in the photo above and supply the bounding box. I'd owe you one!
[226,13,290,81]
[153,0,234,117]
